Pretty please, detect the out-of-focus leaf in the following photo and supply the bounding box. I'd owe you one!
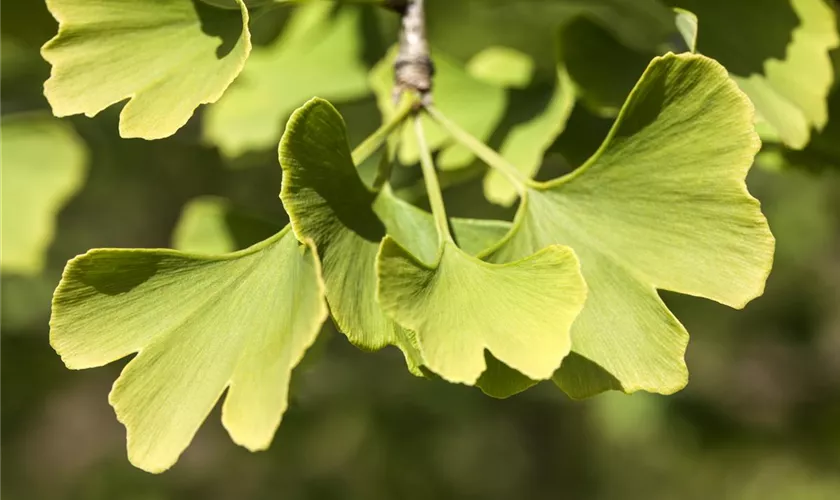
[204,3,369,157]
[371,46,506,169]
[769,49,840,172]
[482,69,576,206]
[673,8,698,53]
[482,54,774,398]
[172,196,280,254]
[465,47,535,89]
[1,114,87,275]
[426,0,676,78]
[669,0,840,149]
[50,227,328,473]
[558,16,654,115]
[41,0,251,139]
[372,45,575,203]
[0,0,58,49]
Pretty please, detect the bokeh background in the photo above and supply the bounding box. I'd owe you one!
[3,1,840,499]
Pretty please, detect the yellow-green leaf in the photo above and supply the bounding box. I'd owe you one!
[50,228,327,472]
[42,0,251,139]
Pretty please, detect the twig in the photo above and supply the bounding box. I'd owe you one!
[393,0,434,105]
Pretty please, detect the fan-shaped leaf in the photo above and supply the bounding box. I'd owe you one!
[50,228,328,472]
[279,98,525,375]
[1,114,87,275]
[42,0,251,139]
[205,3,369,157]
[669,0,839,149]
[482,53,775,398]
[377,237,586,385]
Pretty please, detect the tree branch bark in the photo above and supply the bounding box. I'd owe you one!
[394,0,434,104]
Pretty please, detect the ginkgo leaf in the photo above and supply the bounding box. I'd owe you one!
[482,66,576,206]
[478,53,775,398]
[1,114,87,275]
[465,46,535,89]
[425,0,676,77]
[204,3,370,157]
[50,227,328,473]
[279,98,528,375]
[558,16,654,115]
[41,0,251,139]
[376,113,588,386]
[172,196,280,254]
[377,237,587,385]
[668,0,840,149]
[673,8,698,53]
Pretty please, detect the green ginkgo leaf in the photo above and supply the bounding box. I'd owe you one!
[42,0,251,139]
[376,112,588,386]
[425,0,675,76]
[669,0,839,149]
[482,67,576,206]
[279,98,531,375]
[50,227,328,472]
[1,114,87,275]
[558,16,655,115]
[204,3,370,157]
[673,8,698,53]
[378,236,587,385]
[172,196,281,254]
[466,53,774,398]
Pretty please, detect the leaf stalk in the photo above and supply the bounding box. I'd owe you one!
[424,105,529,194]
[413,113,454,243]
[351,97,416,166]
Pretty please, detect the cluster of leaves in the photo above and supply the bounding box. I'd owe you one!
[8,0,838,475]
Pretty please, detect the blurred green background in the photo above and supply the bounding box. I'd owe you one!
[3,1,840,499]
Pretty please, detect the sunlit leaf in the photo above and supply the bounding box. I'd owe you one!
[378,235,587,385]
[279,98,527,375]
[669,0,840,149]
[42,0,251,139]
[483,53,775,398]
[50,227,328,472]
[205,3,369,157]
[1,114,87,275]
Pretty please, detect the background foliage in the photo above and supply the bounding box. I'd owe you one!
[3,0,840,498]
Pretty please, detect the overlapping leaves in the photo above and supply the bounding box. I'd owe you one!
[279,98,558,375]
[474,53,775,398]
[40,0,790,476]
[668,0,839,149]
[205,3,370,157]
[371,45,575,206]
